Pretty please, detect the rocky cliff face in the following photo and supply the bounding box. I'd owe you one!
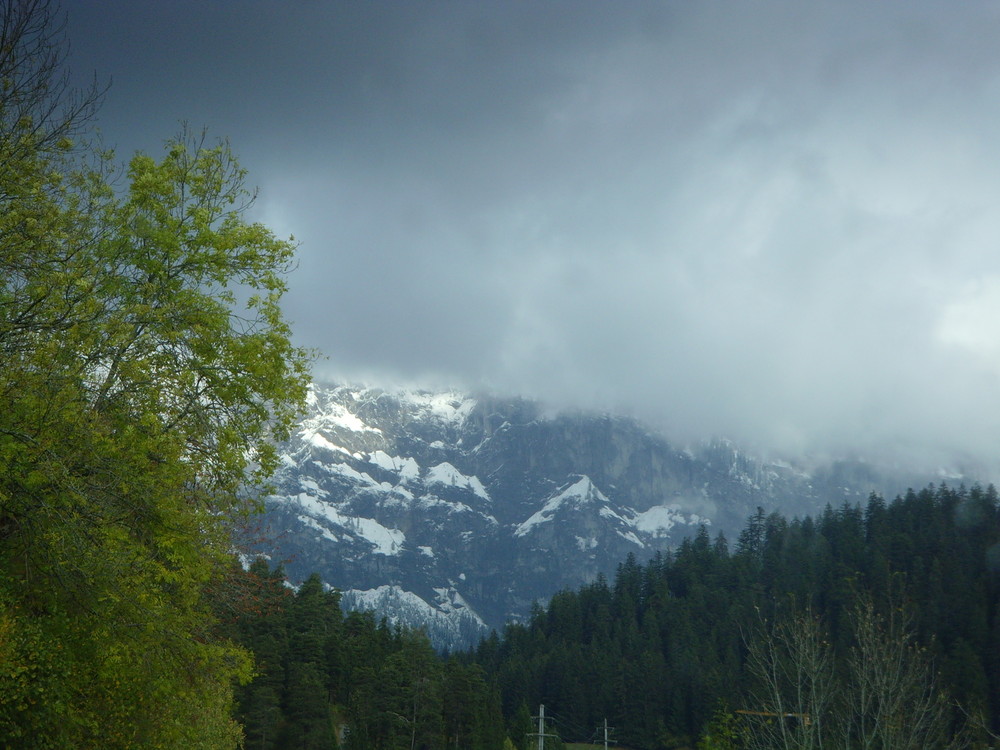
[250,383,942,649]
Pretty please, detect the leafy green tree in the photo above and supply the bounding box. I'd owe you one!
[0,1,311,745]
[697,706,745,750]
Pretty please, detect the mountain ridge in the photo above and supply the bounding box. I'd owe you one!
[251,382,966,649]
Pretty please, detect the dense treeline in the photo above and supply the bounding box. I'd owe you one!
[228,559,508,750]
[232,483,1000,748]
[473,484,1000,749]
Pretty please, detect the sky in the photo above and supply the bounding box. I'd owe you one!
[62,1,1000,471]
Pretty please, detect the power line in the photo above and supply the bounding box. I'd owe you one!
[528,705,619,748]
[542,707,595,742]
[526,704,560,750]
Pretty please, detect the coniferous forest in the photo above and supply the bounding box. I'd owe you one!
[224,560,507,750]
[472,484,1000,748]
[230,483,1000,749]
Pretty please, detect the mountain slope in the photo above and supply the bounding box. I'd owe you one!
[251,383,949,649]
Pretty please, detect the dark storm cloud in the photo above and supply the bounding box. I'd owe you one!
[65,1,1000,469]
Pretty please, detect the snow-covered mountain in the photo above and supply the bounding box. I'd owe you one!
[251,383,948,649]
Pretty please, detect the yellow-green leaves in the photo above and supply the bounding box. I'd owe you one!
[0,15,310,748]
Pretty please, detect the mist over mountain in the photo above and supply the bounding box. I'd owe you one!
[250,382,975,649]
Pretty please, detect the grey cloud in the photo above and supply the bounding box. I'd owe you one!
[64,0,1000,472]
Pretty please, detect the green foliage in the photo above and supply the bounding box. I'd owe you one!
[696,707,745,750]
[479,484,1000,749]
[229,561,510,749]
[0,2,311,746]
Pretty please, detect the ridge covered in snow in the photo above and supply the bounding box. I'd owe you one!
[514,475,608,537]
[339,585,489,648]
[425,462,490,500]
[253,382,932,648]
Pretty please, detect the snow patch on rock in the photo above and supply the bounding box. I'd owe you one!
[425,462,490,500]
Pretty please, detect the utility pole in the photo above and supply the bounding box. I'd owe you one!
[599,717,617,749]
[527,704,558,750]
